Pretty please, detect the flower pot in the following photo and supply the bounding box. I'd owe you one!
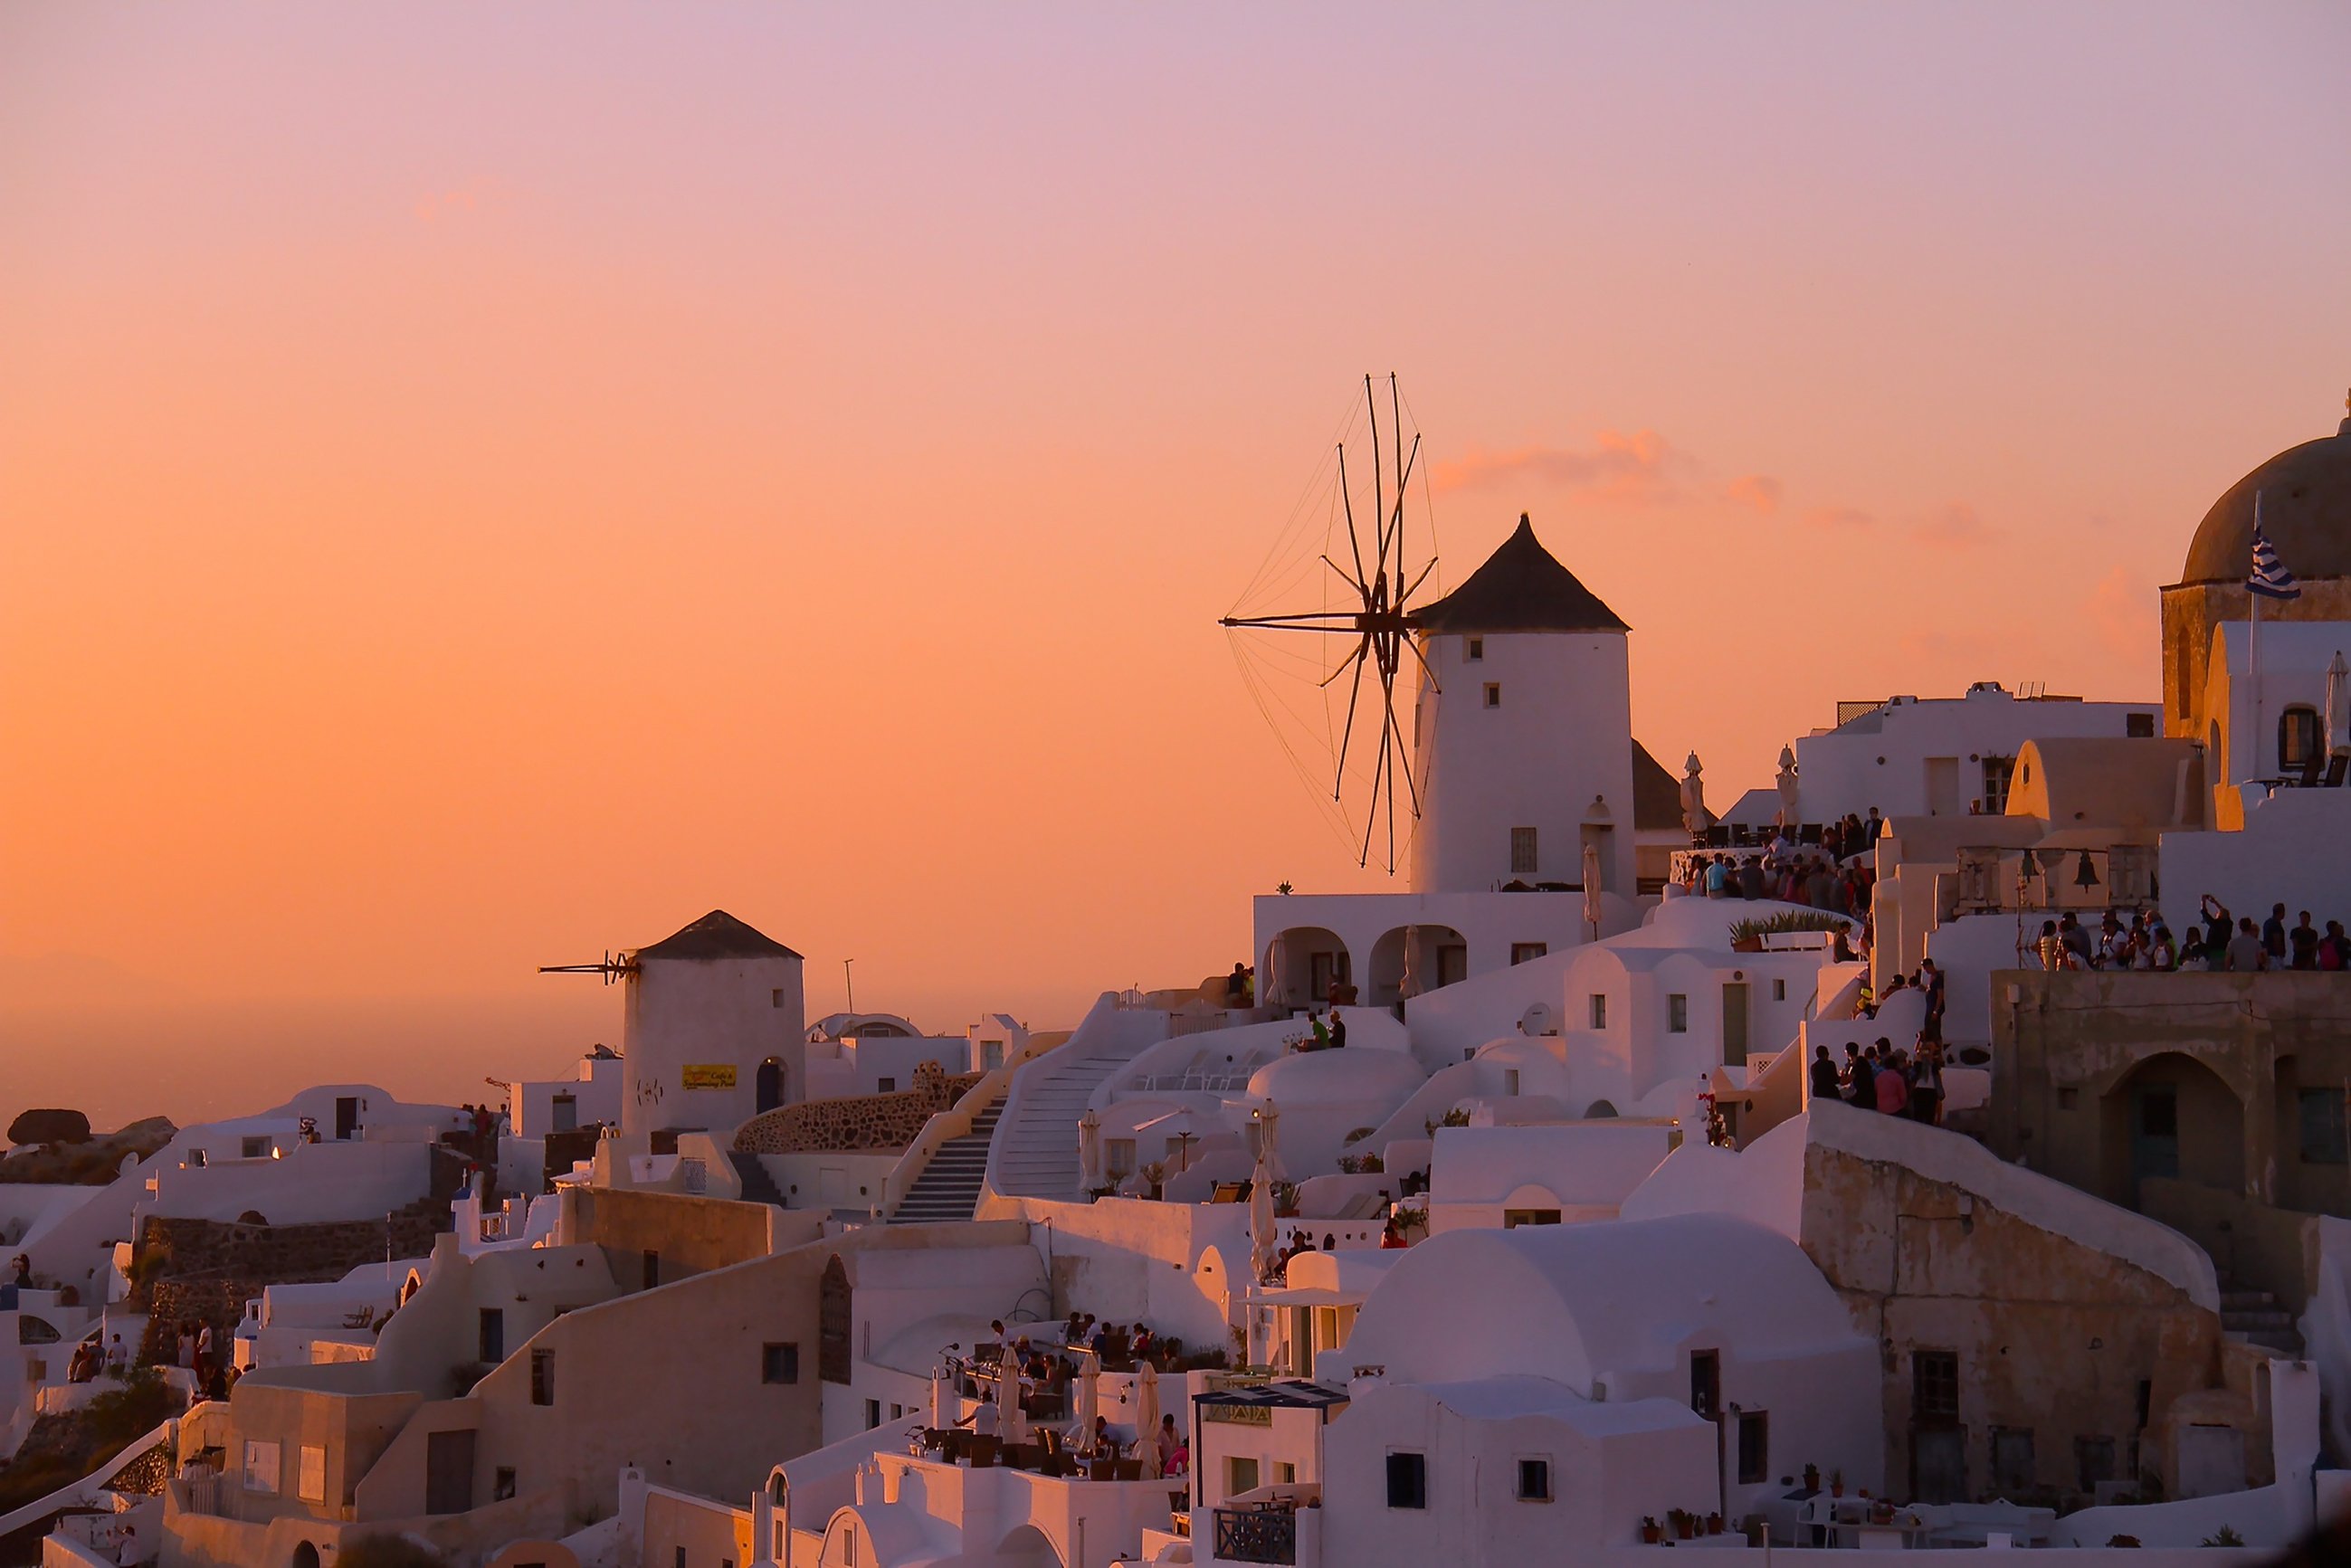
[1732,936,1763,953]
[1673,1519,1693,1541]
[1707,1514,1722,1535]
[1641,1524,1662,1544]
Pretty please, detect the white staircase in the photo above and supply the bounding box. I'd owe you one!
[986,998,1171,1202]
[889,1096,1005,1224]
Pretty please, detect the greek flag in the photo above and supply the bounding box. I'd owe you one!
[2251,496,2300,600]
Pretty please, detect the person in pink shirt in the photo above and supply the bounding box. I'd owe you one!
[1875,1050,1910,1116]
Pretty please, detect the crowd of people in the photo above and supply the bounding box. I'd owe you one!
[947,1316,1192,1478]
[2031,898,2351,973]
[1810,1034,1949,1126]
[1677,817,1880,923]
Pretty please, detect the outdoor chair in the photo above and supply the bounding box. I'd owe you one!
[1115,1458,1144,1481]
[1089,1458,1118,1482]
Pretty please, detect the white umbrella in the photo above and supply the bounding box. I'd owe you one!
[1076,1354,1100,1450]
[1136,1362,1162,1461]
[2327,651,2350,761]
[1249,1158,1278,1286]
[1775,744,1801,829]
[1679,751,1711,838]
[1253,1102,1282,1182]
[1582,841,1604,935]
[930,1365,951,1430]
[1077,1108,1102,1192]
[1003,1375,1029,1446]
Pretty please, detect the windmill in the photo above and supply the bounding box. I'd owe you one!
[1222,374,1440,873]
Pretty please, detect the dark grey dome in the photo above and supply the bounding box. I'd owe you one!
[2178,406,2351,586]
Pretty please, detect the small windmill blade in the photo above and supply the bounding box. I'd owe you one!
[1219,373,1439,872]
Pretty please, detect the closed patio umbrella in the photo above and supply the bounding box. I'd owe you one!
[1075,1353,1100,1449]
[1077,1108,1102,1193]
[2327,651,2350,760]
[1136,1362,1162,1460]
[1249,1156,1278,1287]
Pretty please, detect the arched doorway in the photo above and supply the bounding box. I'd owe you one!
[1366,925,1469,1008]
[818,1256,852,1384]
[995,1525,1064,1567]
[2101,1053,2244,1209]
[1265,927,1352,1012]
[757,1058,786,1113]
[290,1543,320,1568]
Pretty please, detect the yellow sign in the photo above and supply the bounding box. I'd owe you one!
[681,1064,738,1089]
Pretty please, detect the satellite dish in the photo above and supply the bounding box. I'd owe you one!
[1520,1003,1555,1037]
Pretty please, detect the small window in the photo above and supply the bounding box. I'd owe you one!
[242,1136,271,1160]
[1981,755,2017,813]
[1503,1208,1561,1228]
[877,1078,896,1093]
[762,1343,800,1384]
[1509,826,1538,875]
[1510,942,1547,966]
[2075,1435,2116,1492]
[1106,1138,1137,1178]
[1516,1458,1550,1501]
[1274,1461,1297,1484]
[530,1347,556,1406]
[642,1250,660,1289]
[494,1466,517,1502]
[981,1041,1005,1069]
[479,1307,505,1364]
[1990,1427,2035,1495]
[890,1403,903,1421]
[1503,1069,1520,1097]
[2299,1089,2348,1165]
[2280,707,2322,772]
[243,1440,281,1495]
[1667,993,1688,1033]
[1771,979,1786,1002]
[1589,993,1607,1030]
[1385,1451,1427,1509]
[1483,682,1501,708]
[297,1444,326,1503]
[773,988,788,1007]
[1227,1456,1259,1497]
[1689,1350,1720,1421]
[2126,712,2156,738]
[1466,637,1484,662]
[864,1399,880,1430]
[1913,1350,1959,1421]
[1737,1411,1769,1484]
[676,1550,687,1568]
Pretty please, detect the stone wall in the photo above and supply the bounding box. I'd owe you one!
[1800,1133,2233,1504]
[133,1201,452,1365]
[731,1062,982,1154]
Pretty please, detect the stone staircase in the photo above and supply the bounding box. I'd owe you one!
[2219,1285,2304,1356]
[729,1151,788,1209]
[989,1006,1170,1202]
[889,1096,1005,1224]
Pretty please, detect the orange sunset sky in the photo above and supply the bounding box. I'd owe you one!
[5,4,2349,1128]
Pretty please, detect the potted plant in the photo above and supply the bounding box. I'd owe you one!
[1802,1463,1820,1493]
[1705,1512,1722,1535]
[1640,1517,1662,1544]
[1669,1508,1696,1541]
[1829,1469,1844,1498]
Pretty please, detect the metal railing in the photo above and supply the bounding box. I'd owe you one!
[1213,1506,1296,1565]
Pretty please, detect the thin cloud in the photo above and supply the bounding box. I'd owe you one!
[1803,505,1877,532]
[1914,502,2002,551]
[1724,474,1782,514]
[1432,429,1695,508]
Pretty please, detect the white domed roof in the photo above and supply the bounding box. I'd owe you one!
[1247,1046,1426,1106]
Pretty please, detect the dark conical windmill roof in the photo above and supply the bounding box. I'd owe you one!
[633,909,802,962]
[1412,514,1628,634]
